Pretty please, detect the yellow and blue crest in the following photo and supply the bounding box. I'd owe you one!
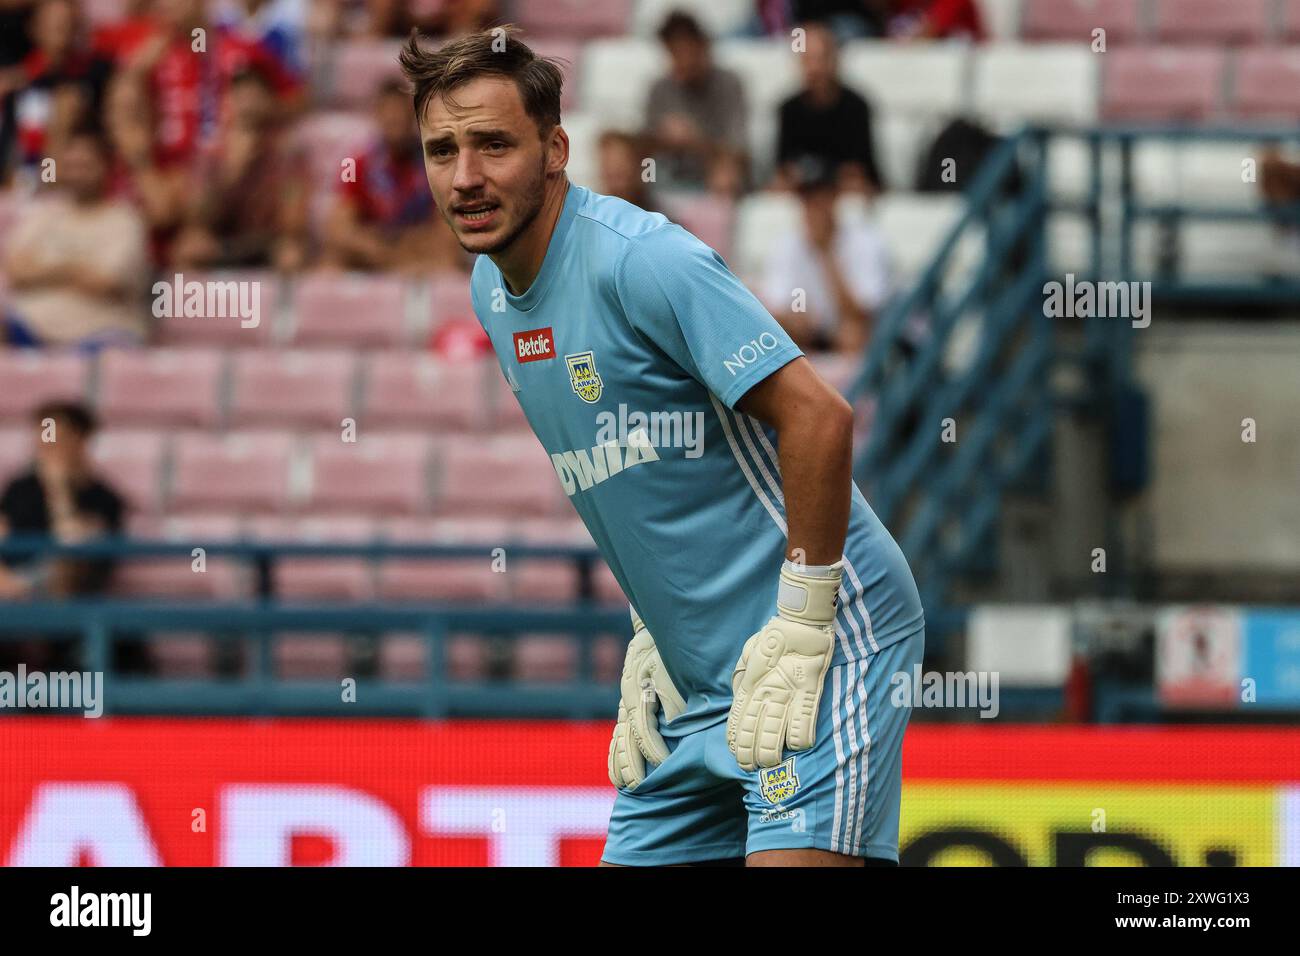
[565,350,603,404]
[758,757,800,805]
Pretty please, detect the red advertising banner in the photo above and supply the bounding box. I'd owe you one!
[2,720,1298,866]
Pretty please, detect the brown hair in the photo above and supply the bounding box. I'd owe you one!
[399,25,564,137]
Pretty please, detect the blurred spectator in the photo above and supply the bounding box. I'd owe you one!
[775,21,883,196]
[761,158,889,354]
[102,69,189,265]
[322,78,462,273]
[0,401,124,603]
[644,11,748,197]
[598,130,660,213]
[212,0,308,79]
[4,127,149,347]
[884,0,984,41]
[173,67,308,270]
[915,116,1020,195]
[310,0,420,40]
[117,0,302,169]
[1260,146,1300,208]
[0,0,113,178]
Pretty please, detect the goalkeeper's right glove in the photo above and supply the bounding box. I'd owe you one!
[608,607,685,790]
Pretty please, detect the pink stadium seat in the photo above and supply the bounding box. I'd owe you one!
[359,352,487,431]
[529,37,583,112]
[250,515,379,601]
[112,513,245,599]
[1151,0,1272,44]
[0,427,30,487]
[330,39,407,109]
[97,348,225,428]
[376,516,511,602]
[305,432,432,515]
[0,351,88,422]
[229,349,356,428]
[434,435,566,517]
[1231,48,1300,120]
[594,559,627,605]
[1021,0,1144,44]
[1102,47,1227,122]
[91,430,167,514]
[155,271,278,347]
[1284,0,1300,41]
[513,634,579,682]
[429,271,476,325]
[378,633,427,681]
[508,517,590,603]
[664,194,735,263]
[515,0,631,39]
[488,372,531,430]
[289,274,409,347]
[446,634,491,681]
[170,431,297,513]
[295,112,376,191]
[592,634,623,683]
[274,632,350,679]
[148,633,220,678]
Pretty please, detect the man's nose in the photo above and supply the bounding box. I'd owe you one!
[452,150,486,193]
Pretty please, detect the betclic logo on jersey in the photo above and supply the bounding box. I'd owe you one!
[513,327,555,363]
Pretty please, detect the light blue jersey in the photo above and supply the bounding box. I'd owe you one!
[470,183,924,738]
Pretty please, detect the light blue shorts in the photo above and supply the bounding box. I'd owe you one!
[602,628,924,865]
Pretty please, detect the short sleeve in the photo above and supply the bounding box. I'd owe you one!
[615,226,803,409]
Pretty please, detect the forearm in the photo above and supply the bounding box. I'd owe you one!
[775,403,853,566]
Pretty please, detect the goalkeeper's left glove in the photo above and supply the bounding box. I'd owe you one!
[727,559,842,772]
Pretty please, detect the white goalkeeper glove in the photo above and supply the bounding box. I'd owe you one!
[727,559,842,772]
[608,607,686,790]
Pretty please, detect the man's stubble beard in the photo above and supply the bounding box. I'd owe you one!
[448,158,548,257]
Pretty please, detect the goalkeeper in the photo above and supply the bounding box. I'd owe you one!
[403,26,925,866]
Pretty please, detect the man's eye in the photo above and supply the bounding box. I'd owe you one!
[485,141,508,152]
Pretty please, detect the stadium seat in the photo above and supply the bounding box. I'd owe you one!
[1150,0,1272,44]
[147,633,222,679]
[170,431,297,514]
[875,112,942,193]
[329,38,406,109]
[1101,47,1228,122]
[274,633,351,679]
[512,634,580,682]
[288,273,409,347]
[973,44,1100,128]
[558,111,602,189]
[1020,0,1144,44]
[514,0,632,39]
[840,42,970,117]
[1047,211,1097,276]
[1283,0,1300,40]
[528,37,583,113]
[1231,47,1300,121]
[659,192,735,263]
[294,112,377,232]
[1132,139,1262,207]
[593,559,628,605]
[377,633,427,681]
[154,271,279,347]
[251,515,379,602]
[228,349,356,428]
[376,516,511,602]
[579,38,667,131]
[716,40,802,171]
[487,370,531,431]
[91,430,167,515]
[359,352,488,431]
[435,435,565,517]
[304,432,432,515]
[873,193,972,282]
[507,517,588,603]
[976,0,1025,41]
[112,513,246,599]
[0,350,88,422]
[733,191,802,280]
[0,427,29,487]
[97,348,225,428]
[429,270,476,325]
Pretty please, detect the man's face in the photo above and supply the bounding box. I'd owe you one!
[801,27,838,89]
[419,75,560,256]
[61,138,107,202]
[32,0,75,59]
[33,417,88,471]
[666,36,709,86]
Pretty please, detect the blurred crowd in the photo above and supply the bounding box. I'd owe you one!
[0,0,995,357]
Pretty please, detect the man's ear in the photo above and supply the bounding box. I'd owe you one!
[547,124,570,176]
